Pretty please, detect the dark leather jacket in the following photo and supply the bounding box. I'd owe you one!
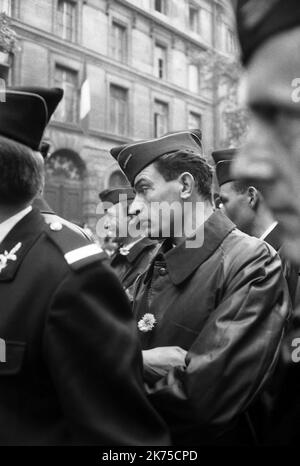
[133,210,291,445]
[110,238,160,302]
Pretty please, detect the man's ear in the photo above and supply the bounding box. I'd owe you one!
[179,172,195,199]
[248,186,259,210]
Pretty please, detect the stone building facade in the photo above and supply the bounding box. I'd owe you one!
[2,0,237,230]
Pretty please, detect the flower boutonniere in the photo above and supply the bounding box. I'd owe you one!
[138,313,157,333]
[119,246,130,256]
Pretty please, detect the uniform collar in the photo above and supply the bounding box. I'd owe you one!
[113,237,157,264]
[160,210,235,285]
[32,196,55,214]
[262,223,282,251]
[0,206,32,244]
[259,221,278,241]
[0,208,45,282]
[126,237,158,263]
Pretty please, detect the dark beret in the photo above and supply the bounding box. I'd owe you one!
[233,0,300,64]
[0,87,63,150]
[110,130,203,185]
[99,187,135,207]
[212,148,238,186]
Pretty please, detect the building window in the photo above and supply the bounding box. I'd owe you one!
[154,0,167,15]
[155,43,167,79]
[225,27,236,54]
[54,65,78,123]
[110,84,128,136]
[110,21,127,63]
[189,5,199,34]
[154,100,168,138]
[188,64,200,93]
[57,0,77,42]
[188,111,202,131]
[0,0,11,15]
[199,8,212,43]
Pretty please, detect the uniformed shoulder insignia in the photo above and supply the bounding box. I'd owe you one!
[43,215,106,271]
[64,243,104,271]
[0,242,22,273]
[42,213,93,241]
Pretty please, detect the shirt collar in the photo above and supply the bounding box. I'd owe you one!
[0,206,32,244]
[118,237,158,263]
[121,237,145,253]
[151,210,236,286]
[259,221,278,241]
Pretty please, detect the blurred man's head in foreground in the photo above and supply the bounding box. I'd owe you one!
[232,1,300,262]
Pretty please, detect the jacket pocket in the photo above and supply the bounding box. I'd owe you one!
[0,341,26,376]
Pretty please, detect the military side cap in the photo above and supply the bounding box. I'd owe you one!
[99,187,135,206]
[232,0,300,64]
[212,148,238,186]
[110,130,203,185]
[0,87,63,150]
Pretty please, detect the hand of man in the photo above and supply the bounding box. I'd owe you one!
[142,346,187,385]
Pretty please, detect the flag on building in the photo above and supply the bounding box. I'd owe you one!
[80,61,91,135]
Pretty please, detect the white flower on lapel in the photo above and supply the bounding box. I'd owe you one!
[119,246,130,256]
[0,242,22,273]
[138,313,157,333]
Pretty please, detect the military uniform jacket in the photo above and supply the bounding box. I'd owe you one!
[0,208,169,445]
[133,210,291,445]
[110,238,160,301]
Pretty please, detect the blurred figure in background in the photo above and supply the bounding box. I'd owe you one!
[99,187,159,302]
[212,148,298,306]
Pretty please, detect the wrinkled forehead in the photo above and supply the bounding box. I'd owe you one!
[133,162,159,186]
[246,27,300,111]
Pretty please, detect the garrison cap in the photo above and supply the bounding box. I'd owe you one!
[110,130,203,186]
[212,148,238,186]
[99,187,135,207]
[232,0,300,64]
[0,87,63,150]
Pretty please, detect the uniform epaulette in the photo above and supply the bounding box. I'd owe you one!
[42,214,106,271]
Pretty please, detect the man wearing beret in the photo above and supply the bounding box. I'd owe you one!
[99,187,159,302]
[0,87,169,445]
[110,130,291,445]
[212,148,299,306]
[231,0,300,445]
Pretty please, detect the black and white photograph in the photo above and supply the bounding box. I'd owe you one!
[0,0,299,456]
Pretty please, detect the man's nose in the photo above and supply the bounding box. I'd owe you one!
[233,126,276,183]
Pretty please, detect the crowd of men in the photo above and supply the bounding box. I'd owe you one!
[0,0,300,446]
